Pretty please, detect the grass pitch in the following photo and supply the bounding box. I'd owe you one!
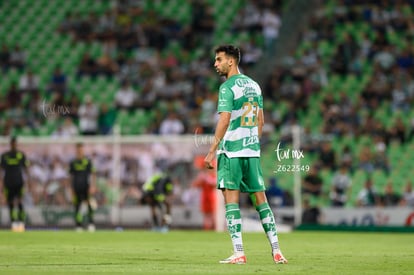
[0,230,413,274]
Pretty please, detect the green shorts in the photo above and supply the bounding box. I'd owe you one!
[217,154,265,193]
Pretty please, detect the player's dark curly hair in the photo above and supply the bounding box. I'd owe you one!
[215,45,241,64]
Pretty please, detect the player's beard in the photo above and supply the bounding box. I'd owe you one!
[216,66,228,77]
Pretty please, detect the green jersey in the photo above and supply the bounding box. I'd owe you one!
[217,73,263,158]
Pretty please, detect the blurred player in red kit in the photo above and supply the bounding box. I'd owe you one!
[191,156,217,230]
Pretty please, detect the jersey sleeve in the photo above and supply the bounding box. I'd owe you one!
[258,94,264,109]
[217,84,234,113]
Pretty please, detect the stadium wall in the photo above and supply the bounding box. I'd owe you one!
[1,205,413,230]
[1,136,414,230]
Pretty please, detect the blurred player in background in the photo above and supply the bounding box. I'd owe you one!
[204,45,287,264]
[191,156,216,230]
[0,137,30,232]
[141,166,173,232]
[69,142,96,232]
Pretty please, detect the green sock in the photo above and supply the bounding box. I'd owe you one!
[225,203,244,254]
[256,202,279,252]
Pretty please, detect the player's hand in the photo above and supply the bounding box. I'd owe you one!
[204,151,215,169]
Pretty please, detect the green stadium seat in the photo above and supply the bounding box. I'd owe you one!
[371,170,388,191]
[20,127,34,136]
[320,168,333,194]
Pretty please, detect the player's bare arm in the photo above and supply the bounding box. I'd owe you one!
[257,108,264,138]
[204,112,231,169]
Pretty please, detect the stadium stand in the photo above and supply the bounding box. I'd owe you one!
[261,0,414,207]
[1,0,413,209]
[0,0,282,137]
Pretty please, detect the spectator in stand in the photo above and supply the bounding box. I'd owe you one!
[0,44,11,71]
[261,5,281,51]
[356,178,381,207]
[391,80,410,113]
[6,83,22,108]
[339,145,354,172]
[114,80,137,111]
[320,94,336,117]
[75,13,93,42]
[396,46,414,70]
[373,45,395,71]
[24,89,43,127]
[18,69,40,94]
[381,182,401,207]
[159,112,184,135]
[50,90,66,112]
[280,115,302,143]
[300,126,319,153]
[240,37,263,67]
[330,163,352,207]
[116,24,139,52]
[77,53,98,78]
[9,44,26,71]
[357,145,375,174]
[232,1,261,33]
[57,11,76,34]
[96,52,119,78]
[66,94,81,121]
[388,117,407,145]
[400,181,414,207]
[318,141,337,171]
[118,57,140,83]
[48,66,67,95]
[98,103,116,135]
[4,105,27,131]
[78,95,99,135]
[135,78,157,111]
[52,117,79,138]
[302,166,323,198]
[192,1,215,36]
[97,10,116,38]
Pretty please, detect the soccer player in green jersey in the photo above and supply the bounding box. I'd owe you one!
[204,45,288,264]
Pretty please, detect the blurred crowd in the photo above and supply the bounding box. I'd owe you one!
[0,0,282,137]
[265,0,414,142]
[264,0,414,209]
